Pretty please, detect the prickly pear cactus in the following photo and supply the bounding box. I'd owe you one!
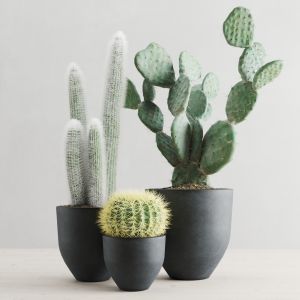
[125,7,282,188]
[125,79,141,109]
[239,42,266,81]
[223,7,254,48]
[99,191,170,238]
[179,51,201,81]
[135,43,175,88]
[253,60,283,90]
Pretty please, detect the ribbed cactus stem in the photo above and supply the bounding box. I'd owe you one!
[68,63,87,127]
[87,118,107,207]
[102,31,127,198]
[65,119,86,205]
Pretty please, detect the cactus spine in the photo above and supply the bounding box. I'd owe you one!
[102,31,127,198]
[99,191,170,238]
[125,7,282,188]
[64,32,127,206]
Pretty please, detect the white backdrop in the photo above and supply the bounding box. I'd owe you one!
[0,0,298,248]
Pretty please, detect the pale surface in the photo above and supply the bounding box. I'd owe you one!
[0,249,299,300]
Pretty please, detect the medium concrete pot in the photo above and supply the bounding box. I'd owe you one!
[103,235,165,291]
[56,206,110,282]
[151,189,233,280]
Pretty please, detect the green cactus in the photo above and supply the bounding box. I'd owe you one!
[124,79,141,109]
[68,64,87,127]
[65,32,127,206]
[223,7,254,48]
[253,60,283,90]
[239,42,266,81]
[135,43,175,88]
[168,75,190,116]
[88,119,106,207]
[179,51,201,81]
[143,79,155,102]
[65,119,86,205]
[125,7,282,188]
[99,191,170,238]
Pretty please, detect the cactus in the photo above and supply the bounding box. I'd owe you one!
[125,7,282,188]
[65,119,86,205]
[64,32,127,206]
[103,31,127,198]
[98,191,170,238]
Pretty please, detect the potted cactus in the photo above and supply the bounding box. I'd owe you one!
[99,191,170,291]
[56,32,127,282]
[125,7,283,280]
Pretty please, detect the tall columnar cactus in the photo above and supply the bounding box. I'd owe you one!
[65,32,127,206]
[99,191,170,238]
[125,7,282,188]
[102,31,127,198]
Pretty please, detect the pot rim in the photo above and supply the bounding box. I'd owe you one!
[56,205,102,209]
[148,188,233,192]
[102,234,166,241]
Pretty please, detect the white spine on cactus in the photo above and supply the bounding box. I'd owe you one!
[65,119,86,205]
[87,118,107,207]
[102,31,127,198]
[68,63,87,128]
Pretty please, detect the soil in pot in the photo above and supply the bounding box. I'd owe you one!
[150,188,233,280]
[103,235,165,291]
[56,206,110,282]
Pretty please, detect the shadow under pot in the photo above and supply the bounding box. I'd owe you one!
[150,188,233,280]
[56,206,110,282]
[103,235,165,291]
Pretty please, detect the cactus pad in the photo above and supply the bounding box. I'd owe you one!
[253,60,283,90]
[143,79,155,102]
[168,75,190,116]
[223,7,254,48]
[135,43,175,88]
[189,118,203,163]
[156,132,180,167]
[179,51,201,81]
[99,191,170,238]
[138,101,163,132]
[239,42,266,81]
[172,164,207,187]
[226,81,257,124]
[171,113,191,161]
[124,79,141,109]
[187,86,207,119]
[202,73,219,99]
[200,121,234,175]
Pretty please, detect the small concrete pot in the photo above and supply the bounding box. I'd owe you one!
[103,235,165,291]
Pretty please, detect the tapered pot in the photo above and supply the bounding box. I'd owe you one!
[103,235,165,291]
[56,206,110,282]
[151,189,233,280]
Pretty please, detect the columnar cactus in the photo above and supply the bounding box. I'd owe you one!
[65,32,127,207]
[125,7,282,188]
[99,191,170,238]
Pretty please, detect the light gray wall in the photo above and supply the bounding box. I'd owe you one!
[0,0,298,248]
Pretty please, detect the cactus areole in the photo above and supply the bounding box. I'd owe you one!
[125,7,282,189]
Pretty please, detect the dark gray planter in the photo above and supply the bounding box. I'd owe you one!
[56,206,110,282]
[103,235,165,291]
[151,189,233,280]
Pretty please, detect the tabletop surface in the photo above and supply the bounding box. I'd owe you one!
[0,249,299,300]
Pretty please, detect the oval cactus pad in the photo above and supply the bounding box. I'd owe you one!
[253,60,283,90]
[138,101,164,132]
[202,72,219,99]
[135,43,175,88]
[223,7,254,48]
[179,51,201,81]
[226,81,257,124]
